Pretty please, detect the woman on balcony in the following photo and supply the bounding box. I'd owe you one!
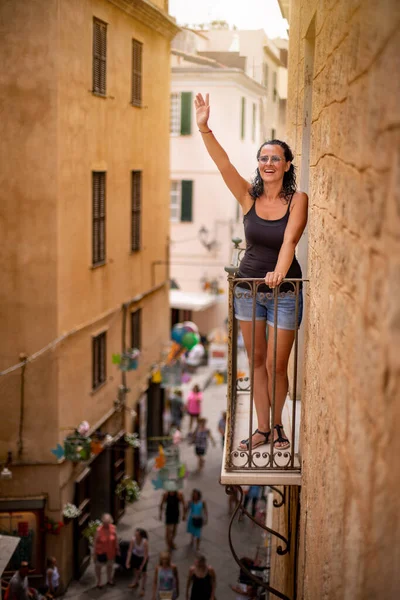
[195,93,308,452]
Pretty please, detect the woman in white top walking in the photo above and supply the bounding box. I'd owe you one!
[126,528,149,596]
[46,557,60,596]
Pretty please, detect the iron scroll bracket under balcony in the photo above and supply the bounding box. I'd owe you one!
[225,485,296,600]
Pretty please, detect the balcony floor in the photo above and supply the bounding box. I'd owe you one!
[221,391,302,486]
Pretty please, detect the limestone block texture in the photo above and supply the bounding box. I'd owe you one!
[270,1,400,599]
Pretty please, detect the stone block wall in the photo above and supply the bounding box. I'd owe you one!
[270,1,400,598]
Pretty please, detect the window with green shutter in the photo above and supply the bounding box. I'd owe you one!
[252,103,256,142]
[180,92,192,135]
[241,97,246,140]
[181,180,193,222]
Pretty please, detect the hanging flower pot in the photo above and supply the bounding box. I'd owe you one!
[115,477,140,503]
[90,440,103,455]
[62,503,81,524]
[64,432,91,462]
[42,517,64,535]
[120,348,140,371]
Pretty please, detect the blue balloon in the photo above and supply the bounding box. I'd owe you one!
[171,323,186,344]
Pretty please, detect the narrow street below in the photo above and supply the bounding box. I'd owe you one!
[64,365,267,600]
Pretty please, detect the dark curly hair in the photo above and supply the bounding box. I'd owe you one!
[249,139,297,203]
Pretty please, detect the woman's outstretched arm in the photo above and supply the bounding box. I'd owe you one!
[195,93,250,206]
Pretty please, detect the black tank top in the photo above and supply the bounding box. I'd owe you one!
[166,493,180,522]
[190,570,212,600]
[238,198,302,293]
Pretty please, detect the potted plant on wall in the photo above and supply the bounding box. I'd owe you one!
[64,421,92,462]
[43,517,64,535]
[82,519,102,547]
[62,503,82,525]
[115,476,140,504]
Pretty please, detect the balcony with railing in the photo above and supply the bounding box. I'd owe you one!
[221,239,305,487]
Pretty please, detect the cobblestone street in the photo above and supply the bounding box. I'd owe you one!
[64,364,267,600]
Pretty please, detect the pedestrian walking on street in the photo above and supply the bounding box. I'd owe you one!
[186,385,203,434]
[159,489,185,551]
[193,418,216,473]
[152,552,179,600]
[186,554,216,600]
[44,557,60,596]
[93,513,119,588]
[243,486,262,518]
[126,528,149,596]
[170,389,184,429]
[218,411,227,447]
[185,489,208,551]
[230,557,257,599]
[195,92,308,453]
[6,561,31,600]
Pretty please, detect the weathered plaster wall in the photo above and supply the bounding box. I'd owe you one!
[271,1,400,598]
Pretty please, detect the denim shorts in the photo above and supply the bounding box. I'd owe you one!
[234,287,303,331]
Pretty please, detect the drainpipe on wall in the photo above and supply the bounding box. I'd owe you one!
[17,353,28,459]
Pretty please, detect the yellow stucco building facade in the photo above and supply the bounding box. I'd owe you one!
[270,1,400,598]
[0,0,178,584]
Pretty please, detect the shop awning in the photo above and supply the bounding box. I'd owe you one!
[0,535,20,576]
[169,290,218,312]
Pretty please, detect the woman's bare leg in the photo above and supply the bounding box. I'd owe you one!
[95,564,102,587]
[239,320,270,447]
[106,561,114,584]
[140,572,147,595]
[266,326,295,448]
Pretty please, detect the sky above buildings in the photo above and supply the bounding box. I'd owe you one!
[169,0,288,39]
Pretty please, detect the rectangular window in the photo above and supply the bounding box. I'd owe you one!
[241,97,246,140]
[131,171,142,252]
[180,92,192,135]
[170,180,193,222]
[170,93,181,135]
[273,71,278,102]
[92,331,106,390]
[263,63,269,89]
[132,39,143,107]
[92,172,106,265]
[170,92,192,135]
[93,18,107,96]
[170,181,181,222]
[131,309,142,350]
[252,103,256,142]
[271,128,276,140]
[181,180,193,222]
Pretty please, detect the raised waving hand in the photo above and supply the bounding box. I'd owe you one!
[194,92,250,207]
[194,93,210,130]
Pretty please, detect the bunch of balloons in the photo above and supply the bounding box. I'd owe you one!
[166,321,200,365]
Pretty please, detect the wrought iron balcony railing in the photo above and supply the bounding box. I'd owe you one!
[221,260,306,486]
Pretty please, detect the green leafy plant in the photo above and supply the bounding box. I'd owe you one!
[63,503,81,519]
[82,520,102,545]
[115,477,140,503]
[124,433,141,448]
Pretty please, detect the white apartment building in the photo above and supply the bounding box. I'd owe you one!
[169,27,287,336]
[173,28,287,139]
